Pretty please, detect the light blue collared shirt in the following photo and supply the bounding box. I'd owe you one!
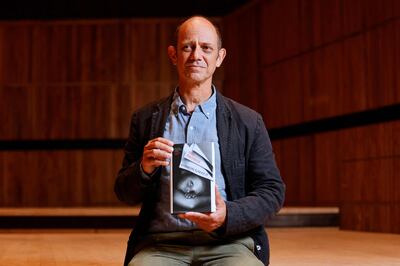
[148,86,227,232]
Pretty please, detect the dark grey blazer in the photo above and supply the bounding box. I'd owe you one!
[114,90,285,265]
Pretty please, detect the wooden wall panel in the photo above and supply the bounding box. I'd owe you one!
[262,58,303,128]
[260,0,300,65]
[341,34,368,114]
[341,159,394,204]
[338,121,400,233]
[365,21,397,109]
[396,20,400,103]
[0,86,32,139]
[238,0,400,129]
[221,14,240,101]
[0,19,189,141]
[0,150,123,207]
[311,42,343,119]
[223,4,259,110]
[342,0,364,35]
[301,0,343,47]
[119,22,161,83]
[24,22,121,84]
[0,24,32,84]
[0,85,132,139]
[314,131,340,205]
[364,0,399,27]
[340,204,399,233]
[340,122,395,161]
[272,136,315,206]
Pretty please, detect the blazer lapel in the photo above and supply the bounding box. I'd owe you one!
[149,94,173,139]
[216,92,234,189]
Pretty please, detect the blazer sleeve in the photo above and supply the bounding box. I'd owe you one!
[114,112,159,205]
[221,114,285,236]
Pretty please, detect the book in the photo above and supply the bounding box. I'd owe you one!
[170,142,216,214]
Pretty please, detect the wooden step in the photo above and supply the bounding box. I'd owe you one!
[0,206,339,228]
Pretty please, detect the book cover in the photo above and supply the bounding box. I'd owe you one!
[170,142,216,214]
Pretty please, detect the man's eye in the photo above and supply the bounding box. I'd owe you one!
[182,46,192,51]
[202,46,213,52]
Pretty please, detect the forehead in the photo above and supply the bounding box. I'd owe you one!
[178,19,219,45]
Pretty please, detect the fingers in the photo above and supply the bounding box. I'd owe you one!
[178,187,227,232]
[145,137,174,153]
[179,211,223,233]
[141,137,174,174]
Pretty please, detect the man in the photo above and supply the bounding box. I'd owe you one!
[114,16,285,266]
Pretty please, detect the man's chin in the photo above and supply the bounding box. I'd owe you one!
[184,73,208,83]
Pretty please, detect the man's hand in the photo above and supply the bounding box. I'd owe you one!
[141,137,174,175]
[178,186,226,233]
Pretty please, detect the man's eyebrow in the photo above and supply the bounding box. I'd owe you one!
[180,40,215,46]
[199,42,214,46]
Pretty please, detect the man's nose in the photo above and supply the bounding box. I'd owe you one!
[190,46,201,60]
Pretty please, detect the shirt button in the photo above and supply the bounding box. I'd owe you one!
[190,126,194,130]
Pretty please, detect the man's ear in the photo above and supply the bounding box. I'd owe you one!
[168,45,177,65]
[216,48,226,67]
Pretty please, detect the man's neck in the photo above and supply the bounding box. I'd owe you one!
[178,80,213,113]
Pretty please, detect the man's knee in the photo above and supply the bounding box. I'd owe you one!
[128,246,189,266]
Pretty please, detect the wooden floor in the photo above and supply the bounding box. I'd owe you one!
[0,227,399,266]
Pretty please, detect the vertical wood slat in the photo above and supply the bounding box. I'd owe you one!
[0,19,184,140]
[342,0,364,35]
[261,58,303,128]
[0,25,32,84]
[260,0,400,68]
[250,0,400,129]
[272,136,315,206]
[311,42,344,120]
[340,203,400,233]
[10,22,122,84]
[364,0,399,27]
[221,14,240,100]
[260,0,300,66]
[341,34,368,114]
[365,21,397,109]
[314,131,340,205]
[338,121,400,233]
[0,150,123,207]
[305,0,343,47]
[222,4,259,110]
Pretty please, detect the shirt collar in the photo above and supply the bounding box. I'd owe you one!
[171,85,216,119]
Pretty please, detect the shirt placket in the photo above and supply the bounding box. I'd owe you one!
[186,110,201,143]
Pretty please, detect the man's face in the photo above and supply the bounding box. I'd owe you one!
[169,18,226,85]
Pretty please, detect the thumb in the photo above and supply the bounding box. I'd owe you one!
[215,184,224,205]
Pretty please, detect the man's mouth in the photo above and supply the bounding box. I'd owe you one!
[186,65,205,68]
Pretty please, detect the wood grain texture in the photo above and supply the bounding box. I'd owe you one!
[338,121,400,233]
[260,0,300,65]
[0,18,205,140]
[1,228,399,265]
[272,136,315,206]
[314,131,340,205]
[224,0,400,128]
[222,4,259,111]
[0,150,123,207]
[261,58,303,128]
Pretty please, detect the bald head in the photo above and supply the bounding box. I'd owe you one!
[175,16,222,49]
[167,15,226,86]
